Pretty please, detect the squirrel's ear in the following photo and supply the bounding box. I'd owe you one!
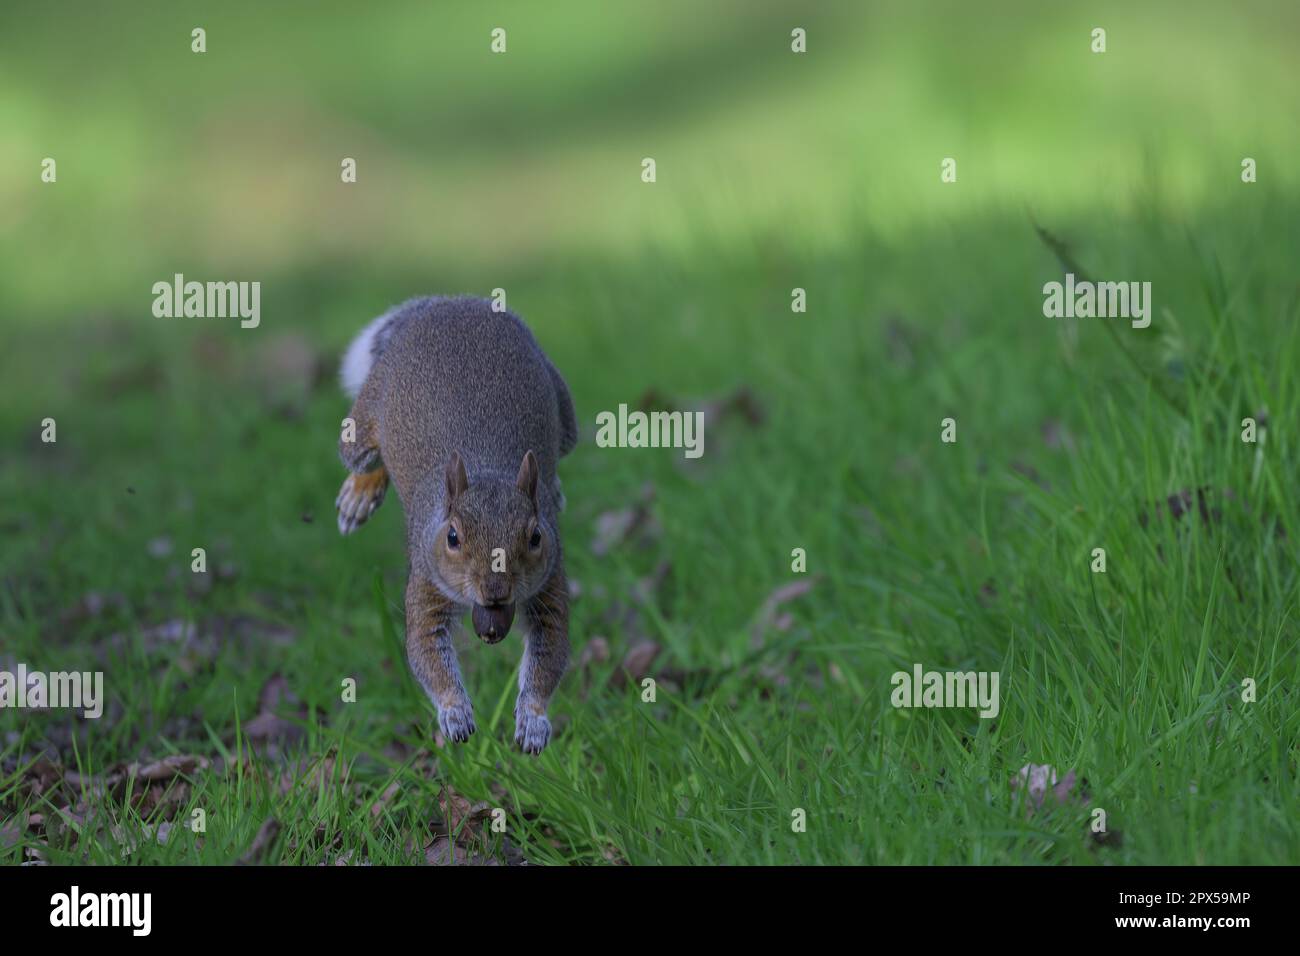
[515,450,539,507]
[445,450,469,502]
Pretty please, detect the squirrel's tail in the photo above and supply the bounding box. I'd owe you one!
[340,308,401,399]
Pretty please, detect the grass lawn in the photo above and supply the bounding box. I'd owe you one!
[1,0,1297,865]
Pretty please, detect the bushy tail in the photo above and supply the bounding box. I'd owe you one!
[340,308,401,399]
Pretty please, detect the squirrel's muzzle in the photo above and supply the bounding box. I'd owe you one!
[472,602,515,644]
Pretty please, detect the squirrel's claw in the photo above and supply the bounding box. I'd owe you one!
[514,712,552,755]
[336,469,388,535]
[436,701,477,744]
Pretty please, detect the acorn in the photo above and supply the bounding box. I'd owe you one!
[472,602,515,643]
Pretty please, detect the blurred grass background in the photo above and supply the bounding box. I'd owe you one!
[1,0,1297,865]
[4,0,1299,320]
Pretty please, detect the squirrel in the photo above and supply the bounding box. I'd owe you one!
[335,295,578,754]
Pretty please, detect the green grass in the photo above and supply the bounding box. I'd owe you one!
[1,0,1298,865]
[3,200,1297,864]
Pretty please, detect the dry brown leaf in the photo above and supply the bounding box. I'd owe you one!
[22,758,63,798]
[601,844,628,865]
[631,560,673,606]
[277,753,338,796]
[608,640,661,690]
[591,483,660,556]
[637,386,766,429]
[633,387,765,474]
[133,754,210,782]
[1,817,24,849]
[751,576,819,646]
[438,785,492,837]
[370,781,401,819]
[697,386,765,429]
[579,637,610,669]
[423,836,496,866]
[244,672,306,752]
[238,817,281,865]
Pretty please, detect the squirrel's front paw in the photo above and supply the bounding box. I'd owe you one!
[335,469,388,535]
[514,711,552,755]
[436,701,476,743]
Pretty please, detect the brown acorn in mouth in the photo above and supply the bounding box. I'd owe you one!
[472,602,515,643]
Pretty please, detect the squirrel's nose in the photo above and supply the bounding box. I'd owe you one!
[483,577,512,604]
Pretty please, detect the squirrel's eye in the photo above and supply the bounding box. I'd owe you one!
[447,527,460,549]
[529,527,542,550]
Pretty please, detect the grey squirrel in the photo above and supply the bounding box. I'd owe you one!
[335,296,577,754]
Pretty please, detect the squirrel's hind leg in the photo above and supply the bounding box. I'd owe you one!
[336,467,388,535]
[336,389,388,534]
[515,563,571,755]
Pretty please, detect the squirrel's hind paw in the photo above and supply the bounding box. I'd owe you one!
[335,468,388,535]
[514,712,552,755]
[436,701,477,744]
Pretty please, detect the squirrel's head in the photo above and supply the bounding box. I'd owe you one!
[427,449,555,644]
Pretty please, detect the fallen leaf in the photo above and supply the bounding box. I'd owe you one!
[277,753,338,796]
[608,640,661,689]
[578,637,610,669]
[751,577,819,647]
[696,386,765,429]
[636,386,765,473]
[133,754,210,782]
[423,836,495,866]
[591,483,660,556]
[238,817,281,865]
[631,560,673,606]
[601,844,628,864]
[370,782,401,819]
[243,672,304,748]
[1,817,23,849]
[421,783,520,866]
[438,785,492,837]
